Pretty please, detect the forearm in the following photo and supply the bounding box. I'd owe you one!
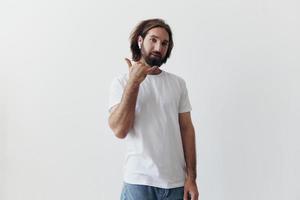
[109,81,140,138]
[181,126,197,180]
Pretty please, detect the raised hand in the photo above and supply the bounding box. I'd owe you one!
[125,58,157,85]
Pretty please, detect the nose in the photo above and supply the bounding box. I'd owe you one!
[154,43,163,52]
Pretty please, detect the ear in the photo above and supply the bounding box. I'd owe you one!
[138,36,143,49]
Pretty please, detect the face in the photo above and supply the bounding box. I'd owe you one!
[139,27,170,67]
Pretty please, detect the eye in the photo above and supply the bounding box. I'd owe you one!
[162,42,168,47]
[150,38,157,43]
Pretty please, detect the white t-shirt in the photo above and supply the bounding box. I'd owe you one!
[108,70,192,189]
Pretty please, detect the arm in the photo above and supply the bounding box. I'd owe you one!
[108,81,140,139]
[179,112,199,200]
[108,58,157,139]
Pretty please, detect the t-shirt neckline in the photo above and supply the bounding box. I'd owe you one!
[147,70,165,77]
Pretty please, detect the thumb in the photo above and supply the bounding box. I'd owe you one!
[125,58,132,68]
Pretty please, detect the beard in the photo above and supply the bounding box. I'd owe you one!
[141,47,164,67]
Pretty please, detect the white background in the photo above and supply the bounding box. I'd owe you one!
[1,0,299,199]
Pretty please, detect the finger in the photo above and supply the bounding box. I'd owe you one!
[183,190,188,200]
[195,192,199,200]
[125,58,132,68]
[190,192,195,200]
[135,60,143,65]
[145,66,158,74]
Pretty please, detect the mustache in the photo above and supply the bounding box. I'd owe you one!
[150,52,162,57]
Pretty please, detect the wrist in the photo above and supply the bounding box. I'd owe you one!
[127,79,141,89]
[186,172,197,181]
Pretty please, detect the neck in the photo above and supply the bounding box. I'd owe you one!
[150,67,162,75]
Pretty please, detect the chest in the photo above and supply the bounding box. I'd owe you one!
[136,77,181,112]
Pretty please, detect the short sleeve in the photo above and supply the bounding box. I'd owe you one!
[178,80,192,113]
[108,76,125,113]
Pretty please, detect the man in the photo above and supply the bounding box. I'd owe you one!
[108,18,199,200]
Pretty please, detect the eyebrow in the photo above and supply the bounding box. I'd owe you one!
[149,35,169,43]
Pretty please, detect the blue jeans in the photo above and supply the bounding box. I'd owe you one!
[120,182,184,200]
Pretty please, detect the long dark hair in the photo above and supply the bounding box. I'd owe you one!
[129,18,174,64]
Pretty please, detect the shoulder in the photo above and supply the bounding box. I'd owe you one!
[163,71,187,85]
